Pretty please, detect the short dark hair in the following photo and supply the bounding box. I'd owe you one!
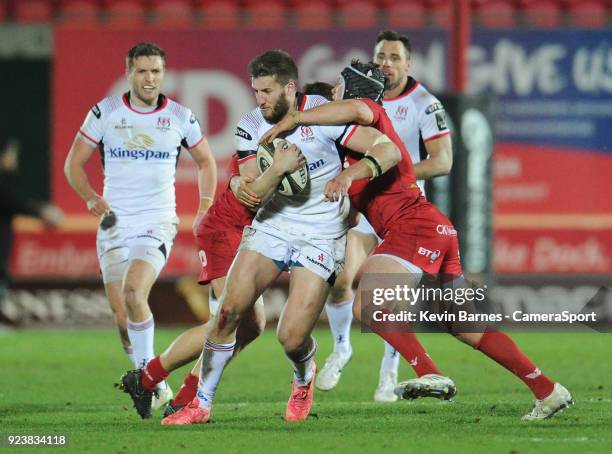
[303,82,334,101]
[375,30,412,58]
[248,50,298,86]
[126,42,166,71]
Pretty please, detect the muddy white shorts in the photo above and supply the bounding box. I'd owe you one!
[238,223,346,285]
[96,222,178,283]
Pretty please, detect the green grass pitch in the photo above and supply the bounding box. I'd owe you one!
[1,328,610,453]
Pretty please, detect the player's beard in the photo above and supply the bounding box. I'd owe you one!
[385,76,403,92]
[265,93,290,124]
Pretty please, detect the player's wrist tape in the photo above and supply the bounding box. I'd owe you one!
[363,154,383,179]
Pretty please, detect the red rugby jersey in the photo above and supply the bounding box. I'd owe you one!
[346,98,425,237]
[207,155,255,229]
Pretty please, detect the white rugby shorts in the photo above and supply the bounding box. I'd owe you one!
[238,224,346,284]
[96,222,178,283]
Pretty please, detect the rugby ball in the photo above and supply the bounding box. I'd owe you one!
[256,138,309,196]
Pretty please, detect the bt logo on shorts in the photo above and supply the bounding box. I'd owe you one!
[436,224,457,236]
[418,246,441,263]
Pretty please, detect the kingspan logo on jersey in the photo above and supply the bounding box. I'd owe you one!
[108,148,171,160]
[308,158,325,172]
[107,134,171,161]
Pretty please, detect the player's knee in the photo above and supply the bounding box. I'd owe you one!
[122,285,146,309]
[215,305,241,333]
[277,327,307,354]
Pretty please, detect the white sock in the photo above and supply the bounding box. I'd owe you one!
[123,345,138,368]
[380,341,400,374]
[325,299,353,354]
[156,380,170,392]
[197,339,235,409]
[290,338,317,386]
[208,286,221,315]
[127,315,155,369]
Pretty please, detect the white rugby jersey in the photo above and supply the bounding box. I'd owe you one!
[383,77,450,193]
[79,93,203,226]
[235,94,355,239]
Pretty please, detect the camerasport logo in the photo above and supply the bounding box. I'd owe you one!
[436,224,457,236]
[300,126,315,143]
[418,246,441,263]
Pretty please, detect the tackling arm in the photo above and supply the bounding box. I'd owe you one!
[293,99,374,127]
[260,100,374,144]
[324,126,401,201]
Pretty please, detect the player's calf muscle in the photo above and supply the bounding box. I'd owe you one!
[329,276,353,302]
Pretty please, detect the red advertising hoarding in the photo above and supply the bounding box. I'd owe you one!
[10,28,611,278]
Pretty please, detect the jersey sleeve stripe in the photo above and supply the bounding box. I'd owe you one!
[188,136,205,150]
[79,129,98,146]
[299,94,308,112]
[340,125,359,147]
[423,131,451,143]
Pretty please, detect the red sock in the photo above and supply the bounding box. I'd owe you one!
[369,313,442,377]
[172,373,199,407]
[477,328,555,399]
[141,356,169,391]
[377,331,442,377]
